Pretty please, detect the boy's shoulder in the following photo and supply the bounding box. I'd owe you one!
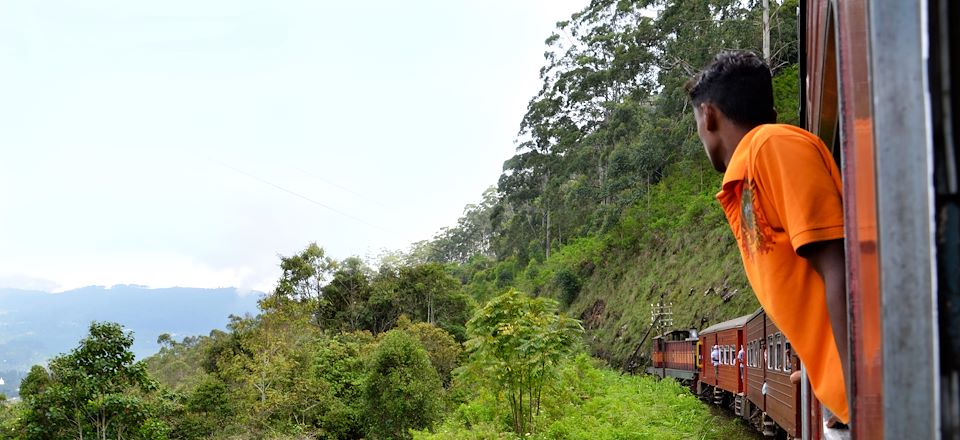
[744,124,829,161]
[749,124,820,147]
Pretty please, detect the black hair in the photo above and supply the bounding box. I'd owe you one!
[685,51,777,127]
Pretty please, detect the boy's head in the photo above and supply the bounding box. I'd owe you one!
[685,51,777,127]
[686,51,777,171]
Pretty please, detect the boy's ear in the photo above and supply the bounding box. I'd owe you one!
[702,103,719,131]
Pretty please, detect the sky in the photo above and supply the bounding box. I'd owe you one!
[0,0,591,294]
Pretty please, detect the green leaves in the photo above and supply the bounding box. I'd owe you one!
[364,331,443,440]
[19,322,162,439]
[463,289,583,435]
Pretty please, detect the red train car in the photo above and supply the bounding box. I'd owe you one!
[744,309,800,438]
[697,315,749,405]
[647,329,699,382]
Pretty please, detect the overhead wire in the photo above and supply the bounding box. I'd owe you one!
[211,159,396,234]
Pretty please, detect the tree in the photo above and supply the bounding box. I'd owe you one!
[319,256,374,332]
[395,264,472,339]
[20,322,160,440]
[463,289,583,435]
[364,331,442,440]
[397,320,463,386]
[274,242,336,325]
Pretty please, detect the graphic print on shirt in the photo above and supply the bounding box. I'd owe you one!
[739,178,775,258]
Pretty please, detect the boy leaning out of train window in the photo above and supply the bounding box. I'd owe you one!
[686,51,851,428]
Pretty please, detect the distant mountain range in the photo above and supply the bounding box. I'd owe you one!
[0,285,262,397]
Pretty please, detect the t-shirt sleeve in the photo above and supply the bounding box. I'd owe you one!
[752,135,844,252]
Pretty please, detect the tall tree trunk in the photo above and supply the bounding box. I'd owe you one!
[545,209,551,259]
[762,0,771,64]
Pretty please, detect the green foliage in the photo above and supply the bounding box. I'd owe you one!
[275,242,336,305]
[774,63,801,126]
[399,321,463,387]
[0,401,26,439]
[309,331,375,439]
[554,268,582,308]
[463,290,583,435]
[19,322,163,440]
[364,331,443,440]
[319,256,374,332]
[416,355,756,440]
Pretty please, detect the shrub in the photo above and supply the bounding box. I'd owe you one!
[364,331,443,440]
[553,268,582,307]
[401,322,463,386]
[463,289,583,435]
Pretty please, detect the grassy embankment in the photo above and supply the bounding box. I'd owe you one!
[416,355,758,439]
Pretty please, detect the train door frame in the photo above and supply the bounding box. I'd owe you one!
[867,1,941,439]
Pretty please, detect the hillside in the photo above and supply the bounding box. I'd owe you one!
[565,161,760,369]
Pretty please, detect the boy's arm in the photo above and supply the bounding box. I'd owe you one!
[799,239,850,406]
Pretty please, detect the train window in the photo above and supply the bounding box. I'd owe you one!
[767,336,774,369]
[751,341,757,367]
[784,341,792,372]
[775,334,782,371]
[748,342,754,367]
[753,341,759,367]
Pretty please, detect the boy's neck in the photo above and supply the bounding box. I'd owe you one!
[720,123,764,169]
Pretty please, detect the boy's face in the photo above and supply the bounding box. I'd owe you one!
[693,102,726,172]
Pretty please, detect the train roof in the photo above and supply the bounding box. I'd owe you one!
[653,329,699,341]
[700,313,753,334]
[745,307,764,322]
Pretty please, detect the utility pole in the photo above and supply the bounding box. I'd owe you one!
[650,300,674,377]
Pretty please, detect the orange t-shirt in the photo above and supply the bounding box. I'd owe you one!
[716,124,849,422]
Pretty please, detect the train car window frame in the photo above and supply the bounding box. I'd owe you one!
[784,341,792,372]
[754,341,760,367]
[775,333,783,371]
[752,341,758,367]
[767,336,774,369]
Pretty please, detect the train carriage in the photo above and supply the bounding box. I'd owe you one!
[647,329,699,382]
[743,309,802,439]
[698,315,749,403]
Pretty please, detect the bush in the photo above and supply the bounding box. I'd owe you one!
[364,331,443,440]
[462,289,583,435]
[553,268,582,307]
[400,322,463,386]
